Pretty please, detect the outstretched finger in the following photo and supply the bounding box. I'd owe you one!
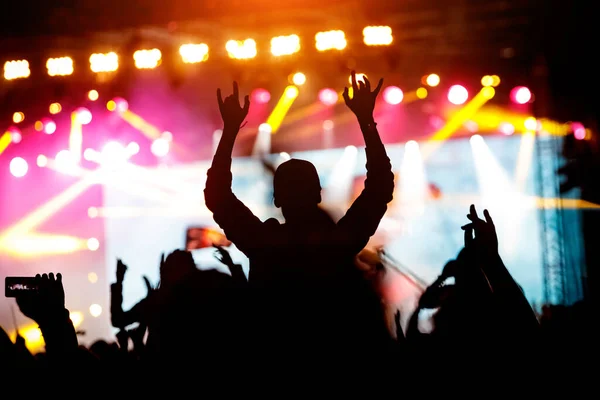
[351,71,358,93]
[483,209,494,225]
[464,226,474,247]
[49,272,55,282]
[373,78,384,97]
[243,95,250,114]
[359,80,366,92]
[364,77,371,92]
[142,276,153,292]
[56,273,62,282]
[342,87,351,106]
[217,88,224,109]
[233,81,239,100]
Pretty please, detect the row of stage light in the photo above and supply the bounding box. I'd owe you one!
[2,27,396,80]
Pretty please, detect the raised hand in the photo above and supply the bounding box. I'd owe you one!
[116,259,127,284]
[343,71,383,122]
[16,273,66,325]
[461,204,498,255]
[217,81,250,129]
[213,244,234,267]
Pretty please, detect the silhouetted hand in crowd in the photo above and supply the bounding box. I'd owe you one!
[217,81,250,129]
[116,259,127,284]
[214,244,247,284]
[343,70,383,122]
[462,204,498,256]
[16,273,65,325]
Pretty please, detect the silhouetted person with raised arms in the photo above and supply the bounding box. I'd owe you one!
[204,72,395,361]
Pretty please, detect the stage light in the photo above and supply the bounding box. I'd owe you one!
[151,138,170,157]
[448,85,468,105]
[405,140,419,152]
[179,43,209,63]
[10,129,22,144]
[491,75,501,87]
[425,74,440,87]
[42,118,56,134]
[279,152,291,161]
[10,157,28,177]
[4,60,30,80]
[87,238,100,251]
[161,131,173,141]
[323,120,334,130]
[49,102,62,114]
[252,88,271,104]
[291,72,306,86]
[416,87,428,99]
[285,86,299,99]
[499,122,515,135]
[133,49,162,69]
[126,142,140,155]
[89,304,102,317]
[511,86,531,104]
[363,26,393,46]
[481,75,494,87]
[34,121,43,131]
[75,107,92,125]
[470,134,484,145]
[101,141,128,166]
[481,86,495,99]
[524,117,537,131]
[319,88,338,106]
[572,122,586,140]
[88,90,99,101]
[111,97,128,112]
[46,57,74,76]
[258,123,272,134]
[55,150,77,173]
[226,39,257,59]
[464,120,479,133]
[36,155,48,167]
[315,30,347,51]
[271,34,301,56]
[89,52,118,73]
[88,272,98,283]
[383,86,403,105]
[83,148,95,161]
[13,112,24,124]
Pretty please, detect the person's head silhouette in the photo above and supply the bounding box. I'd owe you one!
[273,159,322,221]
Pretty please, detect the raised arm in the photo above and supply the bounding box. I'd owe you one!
[204,82,265,255]
[337,72,395,249]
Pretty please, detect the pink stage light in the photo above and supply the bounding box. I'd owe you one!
[10,157,28,178]
[499,122,515,135]
[112,97,129,113]
[151,138,170,157]
[75,107,92,125]
[101,141,128,167]
[42,118,56,134]
[319,88,338,106]
[383,86,403,105]
[572,122,586,140]
[448,85,468,105]
[510,86,531,104]
[252,89,271,104]
[8,126,21,143]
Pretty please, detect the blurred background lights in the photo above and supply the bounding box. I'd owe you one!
[42,118,56,134]
[448,85,469,105]
[55,150,77,173]
[511,86,532,104]
[75,107,92,125]
[10,157,28,177]
[349,73,367,85]
[291,72,306,86]
[151,137,170,157]
[425,74,440,87]
[87,237,100,251]
[383,86,403,104]
[252,88,271,104]
[49,102,62,114]
[416,87,428,99]
[499,122,515,135]
[12,112,24,123]
[88,89,99,101]
[101,141,129,167]
[572,122,586,140]
[88,272,98,283]
[36,154,48,167]
[524,117,537,131]
[318,88,338,106]
[323,120,334,131]
[89,304,102,317]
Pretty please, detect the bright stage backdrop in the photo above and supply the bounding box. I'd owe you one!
[103,134,543,334]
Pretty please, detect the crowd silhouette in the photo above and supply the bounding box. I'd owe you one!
[0,72,591,371]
